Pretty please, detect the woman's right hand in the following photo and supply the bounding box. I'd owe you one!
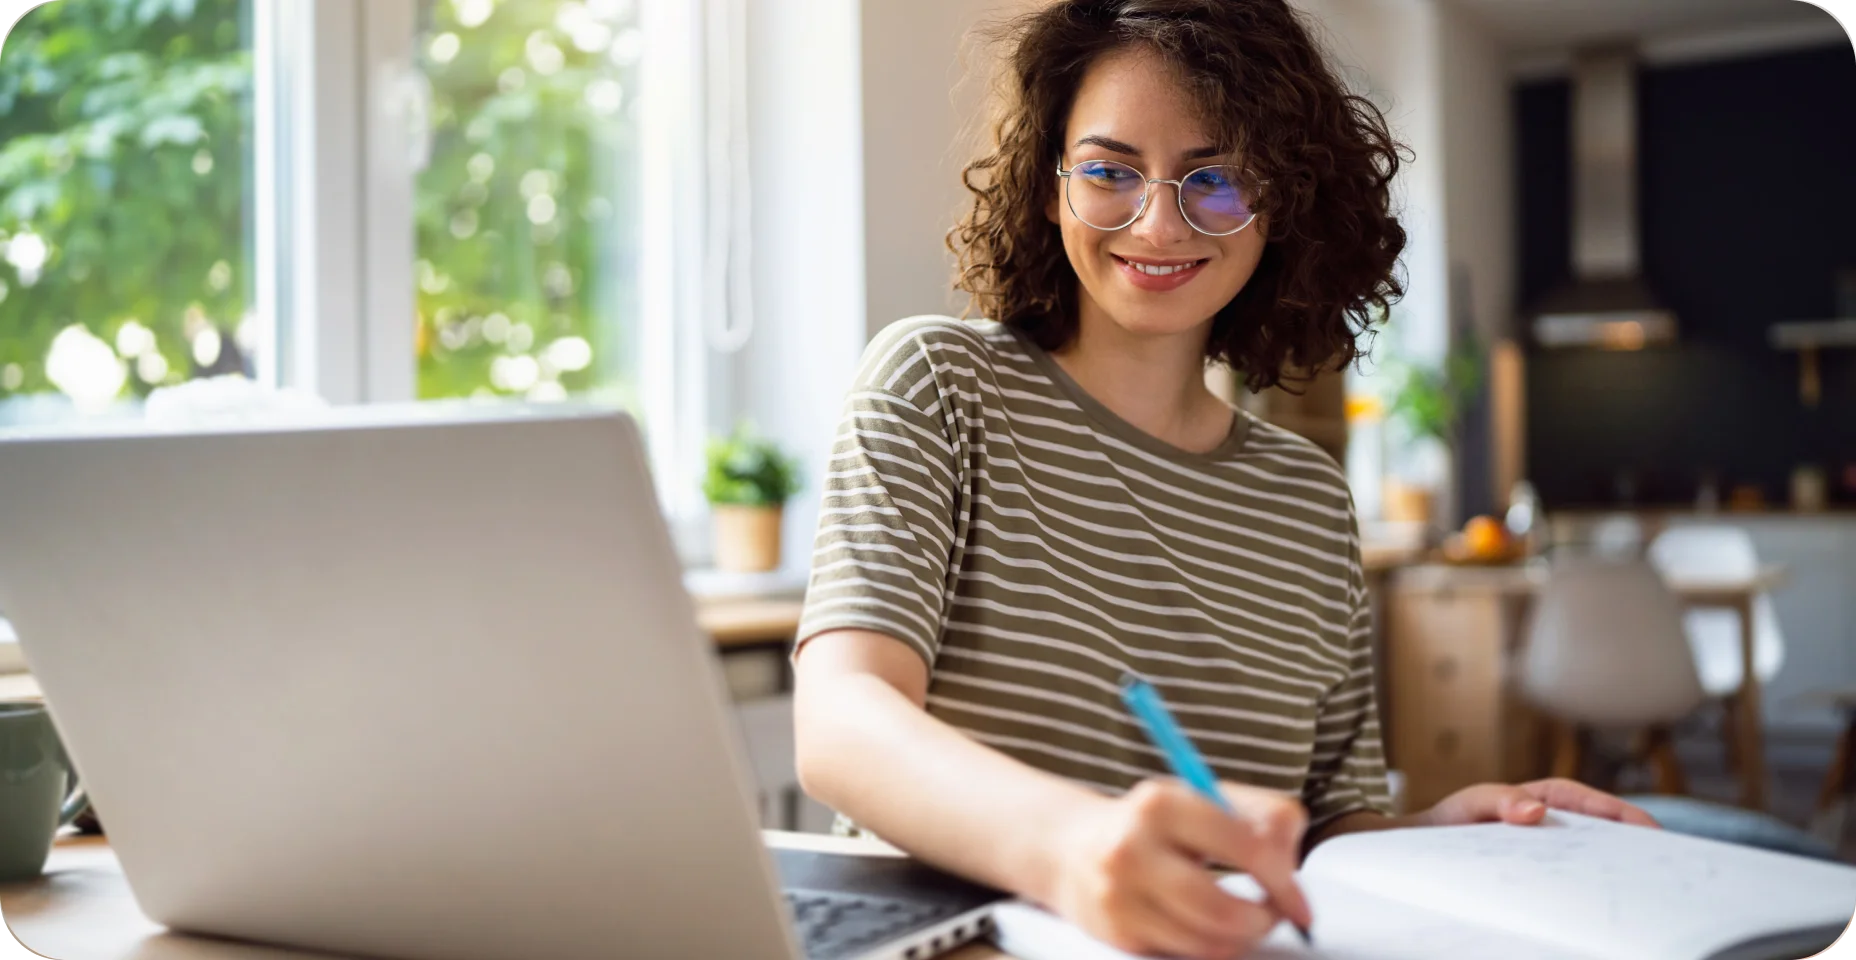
[1037,779,1313,960]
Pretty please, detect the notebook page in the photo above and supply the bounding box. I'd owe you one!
[990,871,1600,960]
[1302,813,1856,960]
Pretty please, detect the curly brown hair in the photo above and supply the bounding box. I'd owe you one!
[950,0,1407,391]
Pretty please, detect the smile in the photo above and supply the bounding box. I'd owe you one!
[1112,254,1210,291]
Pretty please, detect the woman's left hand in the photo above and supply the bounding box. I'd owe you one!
[1413,778,1661,829]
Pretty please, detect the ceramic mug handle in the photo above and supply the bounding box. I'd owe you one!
[57,772,88,829]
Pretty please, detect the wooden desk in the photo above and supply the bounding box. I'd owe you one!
[0,674,38,703]
[0,832,1005,960]
[1385,563,1786,812]
[699,597,805,649]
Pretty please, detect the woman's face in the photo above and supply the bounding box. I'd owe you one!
[1050,49,1268,343]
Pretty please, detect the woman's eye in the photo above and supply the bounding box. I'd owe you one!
[1079,163,1133,183]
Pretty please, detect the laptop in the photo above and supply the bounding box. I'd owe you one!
[0,406,1003,960]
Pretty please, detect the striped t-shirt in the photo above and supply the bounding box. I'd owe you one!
[797,316,1390,828]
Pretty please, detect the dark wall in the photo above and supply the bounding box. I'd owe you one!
[1519,44,1856,509]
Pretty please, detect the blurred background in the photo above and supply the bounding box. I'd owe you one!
[0,0,1852,849]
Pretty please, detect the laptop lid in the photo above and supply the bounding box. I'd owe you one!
[0,407,800,960]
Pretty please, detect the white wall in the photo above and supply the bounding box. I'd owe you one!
[733,0,868,576]
[1438,4,1515,346]
[859,0,1032,338]
[719,0,1028,576]
[1294,0,1452,370]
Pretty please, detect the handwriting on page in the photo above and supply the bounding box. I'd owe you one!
[1393,821,1726,931]
[1308,811,1856,960]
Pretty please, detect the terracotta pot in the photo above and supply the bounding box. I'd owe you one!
[712,504,784,572]
[1382,481,1436,526]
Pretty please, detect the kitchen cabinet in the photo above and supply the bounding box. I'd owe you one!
[1381,568,1546,811]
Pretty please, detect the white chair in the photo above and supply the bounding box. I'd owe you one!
[1517,558,1706,793]
[1588,513,1648,559]
[1646,526,1785,699]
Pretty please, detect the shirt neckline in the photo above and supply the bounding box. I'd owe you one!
[1008,325,1251,465]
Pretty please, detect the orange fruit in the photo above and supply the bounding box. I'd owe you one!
[1463,516,1510,560]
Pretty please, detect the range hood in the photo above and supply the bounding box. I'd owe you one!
[1530,47,1677,350]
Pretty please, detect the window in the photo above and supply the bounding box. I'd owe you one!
[0,0,264,424]
[411,0,646,406]
[0,0,712,513]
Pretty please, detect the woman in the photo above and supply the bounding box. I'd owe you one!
[792,2,1654,957]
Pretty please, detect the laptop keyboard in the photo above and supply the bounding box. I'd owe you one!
[784,888,974,960]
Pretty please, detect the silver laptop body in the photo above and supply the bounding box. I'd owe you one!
[0,406,985,960]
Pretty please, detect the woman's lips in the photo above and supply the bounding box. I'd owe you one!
[1113,255,1209,292]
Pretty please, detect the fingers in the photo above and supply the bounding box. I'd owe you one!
[1619,802,1662,828]
[1105,895,1260,960]
[1218,783,1314,930]
[1219,782,1311,854]
[1497,788,1549,824]
[1143,848,1282,947]
[1133,780,1311,929]
[1524,778,1662,827]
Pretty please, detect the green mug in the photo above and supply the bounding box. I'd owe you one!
[0,702,88,883]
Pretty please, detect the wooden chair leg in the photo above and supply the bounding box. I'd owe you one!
[1551,723,1586,782]
[1720,695,1742,777]
[1818,711,1856,815]
[1646,725,1688,796]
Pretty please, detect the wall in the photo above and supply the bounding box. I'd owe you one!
[859,0,1030,339]
[721,0,1030,575]
[1294,0,1510,521]
[729,0,868,576]
[728,0,1033,575]
[1437,4,1515,519]
[1520,43,1856,509]
[1295,0,1452,368]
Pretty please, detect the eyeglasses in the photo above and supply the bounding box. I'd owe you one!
[1056,159,1263,237]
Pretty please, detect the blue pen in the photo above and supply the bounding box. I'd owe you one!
[1120,674,1314,946]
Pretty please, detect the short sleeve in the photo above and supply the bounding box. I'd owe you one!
[795,385,962,670]
[1300,541,1395,828]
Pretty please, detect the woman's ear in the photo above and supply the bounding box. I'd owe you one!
[1047,191,1061,226]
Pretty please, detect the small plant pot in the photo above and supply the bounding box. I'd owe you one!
[1382,480,1436,526]
[712,504,784,572]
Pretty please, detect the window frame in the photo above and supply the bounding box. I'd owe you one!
[262,0,717,526]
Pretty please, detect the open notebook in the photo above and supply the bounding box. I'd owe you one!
[992,813,1856,960]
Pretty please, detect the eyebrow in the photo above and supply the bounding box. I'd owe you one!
[1073,134,1225,162]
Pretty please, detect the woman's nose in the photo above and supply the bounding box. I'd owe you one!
[1129,181,1194,245]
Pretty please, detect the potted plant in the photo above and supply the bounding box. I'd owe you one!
[703,425,802,572]
[1383,339,1483,527]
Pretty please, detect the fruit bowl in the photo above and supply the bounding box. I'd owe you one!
[1438,536,1528,566]
[1437,516,1527,566]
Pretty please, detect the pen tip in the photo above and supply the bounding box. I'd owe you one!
[1296,922,1314,945]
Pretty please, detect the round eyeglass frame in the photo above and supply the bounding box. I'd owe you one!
[1055,159,1265,237]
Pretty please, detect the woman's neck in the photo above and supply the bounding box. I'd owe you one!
[1050,295,1234,455]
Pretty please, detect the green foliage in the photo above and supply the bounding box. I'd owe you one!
[1388,336,1485,445]
[702,425,801,508]
[412,0,642,402]
[0,0,642,407]
[0,0,251,400]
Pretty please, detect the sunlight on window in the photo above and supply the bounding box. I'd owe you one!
[0,0,257,421]
[413,0,644,408]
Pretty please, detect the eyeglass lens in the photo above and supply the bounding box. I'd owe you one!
[1065,160,1257,236]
